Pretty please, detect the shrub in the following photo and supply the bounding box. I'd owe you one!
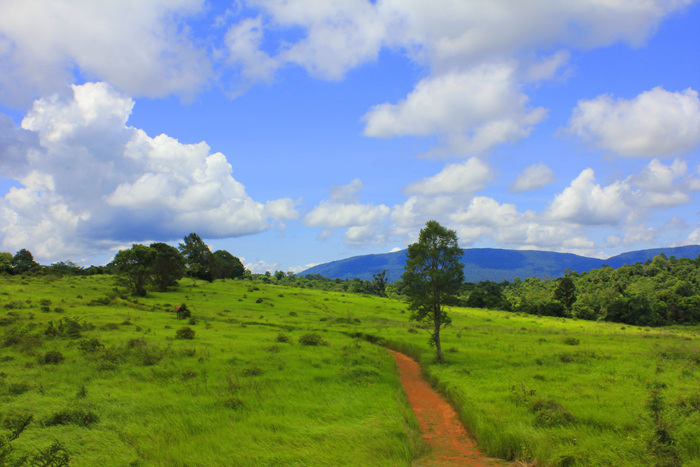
[79,338,105,353]
[45,408,99,427]
[223,398,244,410]
[530,398,576,427]
[562,337,580,346]
[276,333,290,343]
[182,369,197,380]
[41,350,64,365]
[298,333,326,346]
[127,337,148,348]
[7,382,30,395]
[175,326,195,340]
[241,364,262,376]
[255,298,264,304]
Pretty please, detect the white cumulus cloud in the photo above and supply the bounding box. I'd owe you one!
[567,87,700,157]
[510,163,556,192]
[362,64,547,156]
[405,158,492,195]
[0,0,210,106]
[0,82,298,262]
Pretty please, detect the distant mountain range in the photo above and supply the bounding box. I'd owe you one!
[301,245,700,283]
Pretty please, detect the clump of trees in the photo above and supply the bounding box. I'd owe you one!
[0,249,41,275]
[111,233,246,296]
[1,249,107,276]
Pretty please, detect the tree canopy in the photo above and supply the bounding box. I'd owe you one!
[402,220,464,361]
[178,233,214,283]
[112,244,157,296]
[11,249,40,275]
[212,250,245,280]
[150,242,186,291]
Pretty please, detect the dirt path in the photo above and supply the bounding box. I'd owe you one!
[388,350,506,467]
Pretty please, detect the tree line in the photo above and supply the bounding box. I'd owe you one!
[5,233,700,327]
[451,253,700,326]
[0,233,246,297]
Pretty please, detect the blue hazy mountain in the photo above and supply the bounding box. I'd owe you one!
[300,245,700,283]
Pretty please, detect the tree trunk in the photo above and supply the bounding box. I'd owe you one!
[434,311,444,362]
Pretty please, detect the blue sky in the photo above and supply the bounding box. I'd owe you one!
[1,1,699,273]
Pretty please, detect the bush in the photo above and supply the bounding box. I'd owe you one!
[530,398,576,427]
[298,333,326,346]
[79,338,105,353]
[175,326,195,340]
[41,350,64,365]
[241,364,262,376]
[276,333,290,343]
[562,337,580,346]
[223,398,244,410]
[45,408,99,427]
[7,382,30,395]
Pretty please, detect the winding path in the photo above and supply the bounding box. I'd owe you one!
[388,350,506,467]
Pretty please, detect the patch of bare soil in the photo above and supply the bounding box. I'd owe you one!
[388,350,507,467]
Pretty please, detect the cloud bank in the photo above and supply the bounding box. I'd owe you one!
[0,82,298,262]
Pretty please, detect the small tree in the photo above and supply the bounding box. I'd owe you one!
[402,220,464,362]
[372,270,388,297]
[112,244,157,296]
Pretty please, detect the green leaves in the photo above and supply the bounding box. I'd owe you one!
[402,220,464,361]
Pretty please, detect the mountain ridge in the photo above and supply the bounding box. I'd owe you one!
[300,245,700,283]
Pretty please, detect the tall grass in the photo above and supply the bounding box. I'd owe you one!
[0,274,698,465]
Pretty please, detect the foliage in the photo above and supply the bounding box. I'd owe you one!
[298,333,326,346]
[48,260,84,276]
[11,249,40,275]
[211,250,245,280]
[40,350,64,365]
[112,244,157,296]
[175,326,195,340]
[553,276,576,312]
[402,221,464,361]
[504,254,700,325]
[372,270,388,297]
[150,242,186,291]
[178,233,214,283]
[0,251,12,274]
[462,281,511,310]
[0,414,70,467]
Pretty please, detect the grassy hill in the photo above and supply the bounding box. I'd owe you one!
[1,275,699,466]
[302,245,700,282]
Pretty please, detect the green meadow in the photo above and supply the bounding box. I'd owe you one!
[1,274,699,466]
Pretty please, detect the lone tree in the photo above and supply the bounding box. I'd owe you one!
[402,220,464,362]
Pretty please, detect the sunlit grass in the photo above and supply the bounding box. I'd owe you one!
[1,274,699,465]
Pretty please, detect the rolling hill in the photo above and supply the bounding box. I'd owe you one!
[301,245,700,283]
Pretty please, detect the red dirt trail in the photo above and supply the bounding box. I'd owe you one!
[388,350,506,467]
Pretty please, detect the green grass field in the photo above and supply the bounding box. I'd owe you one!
[1,275,699,466]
